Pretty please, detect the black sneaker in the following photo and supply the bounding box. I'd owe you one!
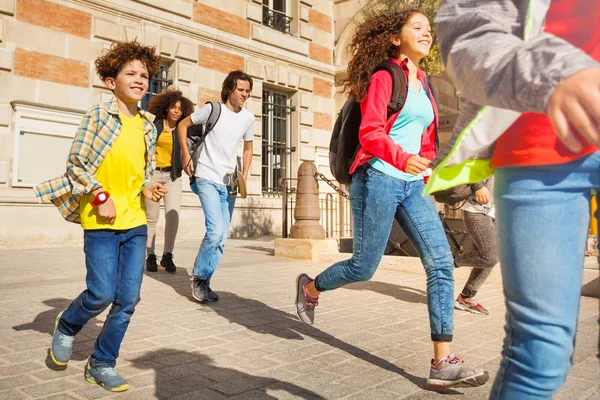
[160,253,177,273]
[191,277,209,303]
[145,254,157,272]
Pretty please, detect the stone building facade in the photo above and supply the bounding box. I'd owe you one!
[0,0,337,247]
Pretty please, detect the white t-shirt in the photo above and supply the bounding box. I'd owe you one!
[190,103,255,185]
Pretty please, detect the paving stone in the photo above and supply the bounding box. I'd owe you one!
[0,239,596,399]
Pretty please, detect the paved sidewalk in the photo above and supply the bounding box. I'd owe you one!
[0,237,598,399]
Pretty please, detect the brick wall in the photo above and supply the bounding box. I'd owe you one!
[14,49,89,88]
[313,77,332,98]
[193,3,250,38]
[197,88,222,105]
[309,9,332,33]
[198,46,244,74]
[309,43,332,64]
[16,0,91,38]
[314,112,332,131]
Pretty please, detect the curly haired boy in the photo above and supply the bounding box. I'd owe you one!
[35,41,166,392]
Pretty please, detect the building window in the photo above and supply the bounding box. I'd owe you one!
[261,89,295,196]
[262,0,292,34]
[142,64,173,110]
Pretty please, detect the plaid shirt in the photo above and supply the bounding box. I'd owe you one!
[34,97,157,224]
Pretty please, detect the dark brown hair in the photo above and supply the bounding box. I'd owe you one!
[221,70,253,102]
[95,40,160,82]
[343,9,423,101]
[147,89,194,122]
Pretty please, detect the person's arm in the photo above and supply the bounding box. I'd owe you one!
[177,115,194,176]
[241,117,255,182]
[65,108,103,197]
[436,0,598,113]
[242,140,253,182]
[359,71,428,174]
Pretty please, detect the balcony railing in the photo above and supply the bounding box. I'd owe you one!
[262,5,292,35]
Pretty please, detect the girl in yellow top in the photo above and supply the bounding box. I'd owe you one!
[145,90,199,273]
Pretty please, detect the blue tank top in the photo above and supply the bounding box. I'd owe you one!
[369,82,434,181]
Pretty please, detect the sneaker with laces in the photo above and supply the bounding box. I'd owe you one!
[295,273,318,325]
[455,294,489,315]
[160,253,177,273]
[427,354,489,387]
[85,362,129,392]
[49,311,74,367]
[191,277,209,303]
[145,254,158,272]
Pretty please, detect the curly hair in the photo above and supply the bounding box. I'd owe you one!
[95,40,160,82]
[343,9,423,102]
[147,89,195,122]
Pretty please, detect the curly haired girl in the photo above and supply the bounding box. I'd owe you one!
[294,9,489,388]
[144,89,197,274]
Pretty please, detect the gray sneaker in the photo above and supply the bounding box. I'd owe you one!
[295,273,318,325]
[85,362,129,392]
[427,354,489,387]
[49,311,74,367]
[207,286,219,302]
[191,277,209,303]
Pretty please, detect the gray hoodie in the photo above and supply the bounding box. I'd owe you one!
[424,0,599,196]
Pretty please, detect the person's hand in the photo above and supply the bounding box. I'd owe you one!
[143,183,167,202]
[547,67,600,152]
[183,152,194,176]
[97,197,117,225]
[475,186,491,204]
[405,156,431,176]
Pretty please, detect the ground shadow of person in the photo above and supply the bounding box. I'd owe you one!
[13,297,105,367]
[130,347,324,399]
[145,271,460,394]
[344,281,428,304]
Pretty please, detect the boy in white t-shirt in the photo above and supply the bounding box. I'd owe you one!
[177,70,255,303]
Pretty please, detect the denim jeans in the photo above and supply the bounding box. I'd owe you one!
[192,177,235,281]
[491,152,600,399]
[58,225,147,368]
[456,211,498,297]
[315,165,455,342]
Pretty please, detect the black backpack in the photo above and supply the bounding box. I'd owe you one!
[329,61,438,185]
[431,184,472,205]
[187,101,222,192]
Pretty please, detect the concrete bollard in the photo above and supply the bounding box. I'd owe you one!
[290,161,325,239]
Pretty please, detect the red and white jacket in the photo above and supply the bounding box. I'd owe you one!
[349,58,439,176]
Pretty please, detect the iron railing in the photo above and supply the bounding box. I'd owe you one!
[279,175,352,239]
[262,5,292,34]
[262,90,295,196]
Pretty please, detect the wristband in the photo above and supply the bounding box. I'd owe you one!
[91,191,110,207]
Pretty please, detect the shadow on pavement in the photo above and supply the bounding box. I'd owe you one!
[345,280,428,304]
[130,348,324,399]
[13,298,105,364]
[146,270,461,395]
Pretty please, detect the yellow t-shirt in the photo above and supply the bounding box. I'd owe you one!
[80,113,147,230]
[155,125,173,168]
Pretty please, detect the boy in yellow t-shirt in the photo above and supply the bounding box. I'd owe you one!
[34,41,165,392]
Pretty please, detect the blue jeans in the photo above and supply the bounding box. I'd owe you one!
[192,177,236,281]
[491,152,600,399]
[58,225,147,368]
[315,165,455,342]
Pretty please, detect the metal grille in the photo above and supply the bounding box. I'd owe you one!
[261,89,295,196]
[262,3,292,34]
[142,66,172,110]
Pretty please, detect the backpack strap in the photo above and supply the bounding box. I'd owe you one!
[204,101,222,135]
[373,60,408,118]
